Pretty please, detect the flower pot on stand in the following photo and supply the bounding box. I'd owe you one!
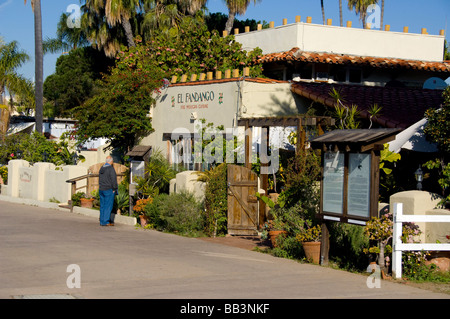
[80,198,94,208]
[302,242,321,264]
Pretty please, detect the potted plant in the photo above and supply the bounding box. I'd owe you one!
[79,192,95,208]
[296,220,322,264]
[261,219,287,248]
[133,197,152,227]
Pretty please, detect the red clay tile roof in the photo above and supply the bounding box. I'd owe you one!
[170,77,288,87]
[291,81,445,129]
[260,48,450,73]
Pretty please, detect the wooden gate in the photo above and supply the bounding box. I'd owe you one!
[87,162,128,195]
[227,164,259,236]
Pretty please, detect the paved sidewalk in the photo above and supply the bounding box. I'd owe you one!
[0,199,449,300]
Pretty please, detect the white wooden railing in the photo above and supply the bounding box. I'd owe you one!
[392,202,450,279]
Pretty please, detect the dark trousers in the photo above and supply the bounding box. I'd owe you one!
[99,189,114,225]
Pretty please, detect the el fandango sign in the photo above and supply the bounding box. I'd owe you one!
[171,90,224,110]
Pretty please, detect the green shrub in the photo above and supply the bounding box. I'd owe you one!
[71,191,85,207]
[145,191,205,237]
[198,163,228,237]
[0,165,7,184]
[328,222,370,272]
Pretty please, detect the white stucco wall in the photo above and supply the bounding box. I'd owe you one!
[235,22,445,62]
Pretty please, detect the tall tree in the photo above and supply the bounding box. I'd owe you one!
[82,0,140,52]
[339,0,343,27]
[105,0,141,47]
[380,0,385,30]
[223,0,260,34]
[82,1,125,57]
[320,0,326,25]
[0,40,30,100]
[43,13,90,54]
[141,0,207,40]
[24,0,43,133]
[347,0,378,29]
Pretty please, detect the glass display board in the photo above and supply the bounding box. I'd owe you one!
[347,153,371,218]
[130,161,145,184]
[323,151,345,215]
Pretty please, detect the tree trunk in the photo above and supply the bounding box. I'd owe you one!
[34,0,43,134]
[361,12,367,29]
[380,0,385,30]
[379,242,387,274]
[225,11,236,34]
[339,0,343,27]
[321,0,326,25]
[122,19,136,47]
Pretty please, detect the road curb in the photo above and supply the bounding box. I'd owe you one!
[0,194,137,226]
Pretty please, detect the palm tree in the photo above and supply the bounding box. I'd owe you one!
[380,0,385,30]
[347,0,378,29]
[82,1,125,57]
[223,0,261,34]
[141,0,207,40]
[43,13,90,54]
[105,0,141,47]
[24,0,43,133]
[339,0,343,27]
[0,40,30,100]
[320,0,326,25]
[83,0,140,50]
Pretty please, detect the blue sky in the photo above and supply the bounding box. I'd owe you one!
[0,0,449,82]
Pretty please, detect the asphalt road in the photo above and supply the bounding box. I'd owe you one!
[0,200,448,303]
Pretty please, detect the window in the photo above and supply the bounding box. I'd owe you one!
[349,69,362,83]
[334,69,347,82]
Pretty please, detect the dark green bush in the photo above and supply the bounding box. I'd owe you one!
[145,191,205,237]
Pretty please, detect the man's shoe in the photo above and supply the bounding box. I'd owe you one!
[107,223,114,226]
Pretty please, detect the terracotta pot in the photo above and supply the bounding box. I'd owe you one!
[302,241,321,264]
[80,198,94,208]
[268,230,287,248]
[139,214,149,227]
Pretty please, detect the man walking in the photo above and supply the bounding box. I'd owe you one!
[99,155,118,226]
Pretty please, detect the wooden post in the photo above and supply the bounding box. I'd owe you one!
[320,222,330,265]
[70,181,76,213]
